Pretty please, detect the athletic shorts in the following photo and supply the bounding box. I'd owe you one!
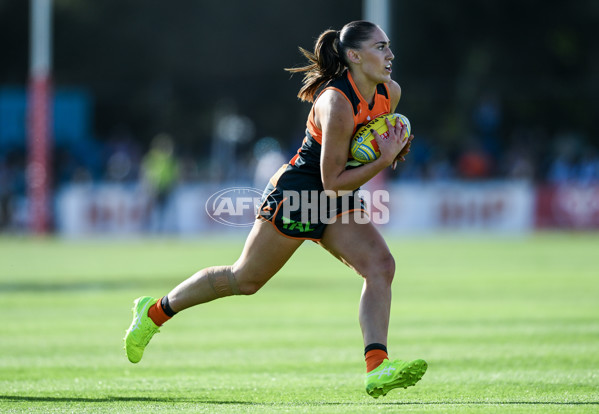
[256,164,367,241]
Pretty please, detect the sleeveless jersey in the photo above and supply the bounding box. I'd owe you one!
[288,70,391,174]
[258,70,388,239]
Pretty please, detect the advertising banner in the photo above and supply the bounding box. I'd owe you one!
[56,181,539,236]
[536,185,599,229]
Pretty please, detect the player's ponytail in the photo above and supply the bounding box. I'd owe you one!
[286,21,378,102]
[285,30,342,102]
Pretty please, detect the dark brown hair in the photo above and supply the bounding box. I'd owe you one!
[285,21,379,102]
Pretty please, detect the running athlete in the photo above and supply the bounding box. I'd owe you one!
[124,20,427,398]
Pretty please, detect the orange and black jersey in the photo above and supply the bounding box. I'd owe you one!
[288,69,392,175]
[258,70,389,240]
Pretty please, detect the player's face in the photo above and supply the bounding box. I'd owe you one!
[356,27,394,84]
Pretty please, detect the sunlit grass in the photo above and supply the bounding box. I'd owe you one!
[1,233,598,413]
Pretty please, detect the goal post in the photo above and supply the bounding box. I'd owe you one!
[363,0,391,40]
[27,0,53,234]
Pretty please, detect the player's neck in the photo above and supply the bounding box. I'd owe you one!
[349,70,377,106]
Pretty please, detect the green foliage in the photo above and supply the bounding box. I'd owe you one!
[0,233,598,412]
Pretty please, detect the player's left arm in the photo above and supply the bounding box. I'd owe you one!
[387,80,413,168]
[388,80,402,112]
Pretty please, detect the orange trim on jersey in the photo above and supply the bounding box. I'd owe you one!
[305,71,392,150]
[269,164,288,187]
[257,197,322,242]
[289,136,309,166]
[306,87,353,146]
[257,186,278,220]
[256,188,369,241]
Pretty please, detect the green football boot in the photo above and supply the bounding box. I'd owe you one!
[124,296,160,363]
[365,358,427,398]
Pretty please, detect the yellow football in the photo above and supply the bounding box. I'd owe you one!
[350,113,411,163]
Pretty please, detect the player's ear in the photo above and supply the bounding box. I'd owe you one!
[346,49,361,64]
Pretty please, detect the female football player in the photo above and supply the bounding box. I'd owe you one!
[124,20,426,398]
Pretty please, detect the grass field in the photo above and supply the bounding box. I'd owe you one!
[0,232,598,413]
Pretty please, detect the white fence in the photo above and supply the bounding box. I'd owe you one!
[51,180,573,237]
[384,181,534,233]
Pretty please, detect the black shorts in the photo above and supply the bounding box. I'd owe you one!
[256,164,366,241]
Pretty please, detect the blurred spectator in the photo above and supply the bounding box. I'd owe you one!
[178,155,201,183]
[546,132,590,185]
[104,125,142,183]
[547,154,577,183]
[502,147,535,181]
[0,151,26,231]
[0,157,12,230]
[579,148,599,184]
[457,142,492,179]
[106,151,134,182]
[141,133,179,232]
[425,153,455,181]
[473,93,502,157]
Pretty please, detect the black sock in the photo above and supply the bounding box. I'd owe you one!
[364,343,387,355]
[161,296,178,317]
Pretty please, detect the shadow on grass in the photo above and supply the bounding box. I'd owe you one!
[0,395,195,403]
[0,280,162,293]
[1,395,598,406]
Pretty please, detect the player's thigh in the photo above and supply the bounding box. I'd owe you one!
[232,219,304,290]
[319,213,395,279]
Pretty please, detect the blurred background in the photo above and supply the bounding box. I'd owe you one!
[1,0,598,236]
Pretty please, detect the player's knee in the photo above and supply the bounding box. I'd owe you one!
[231,267,266,296]
[236,280,263,296]
[379,252,396,284]
[362,252,395,285]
